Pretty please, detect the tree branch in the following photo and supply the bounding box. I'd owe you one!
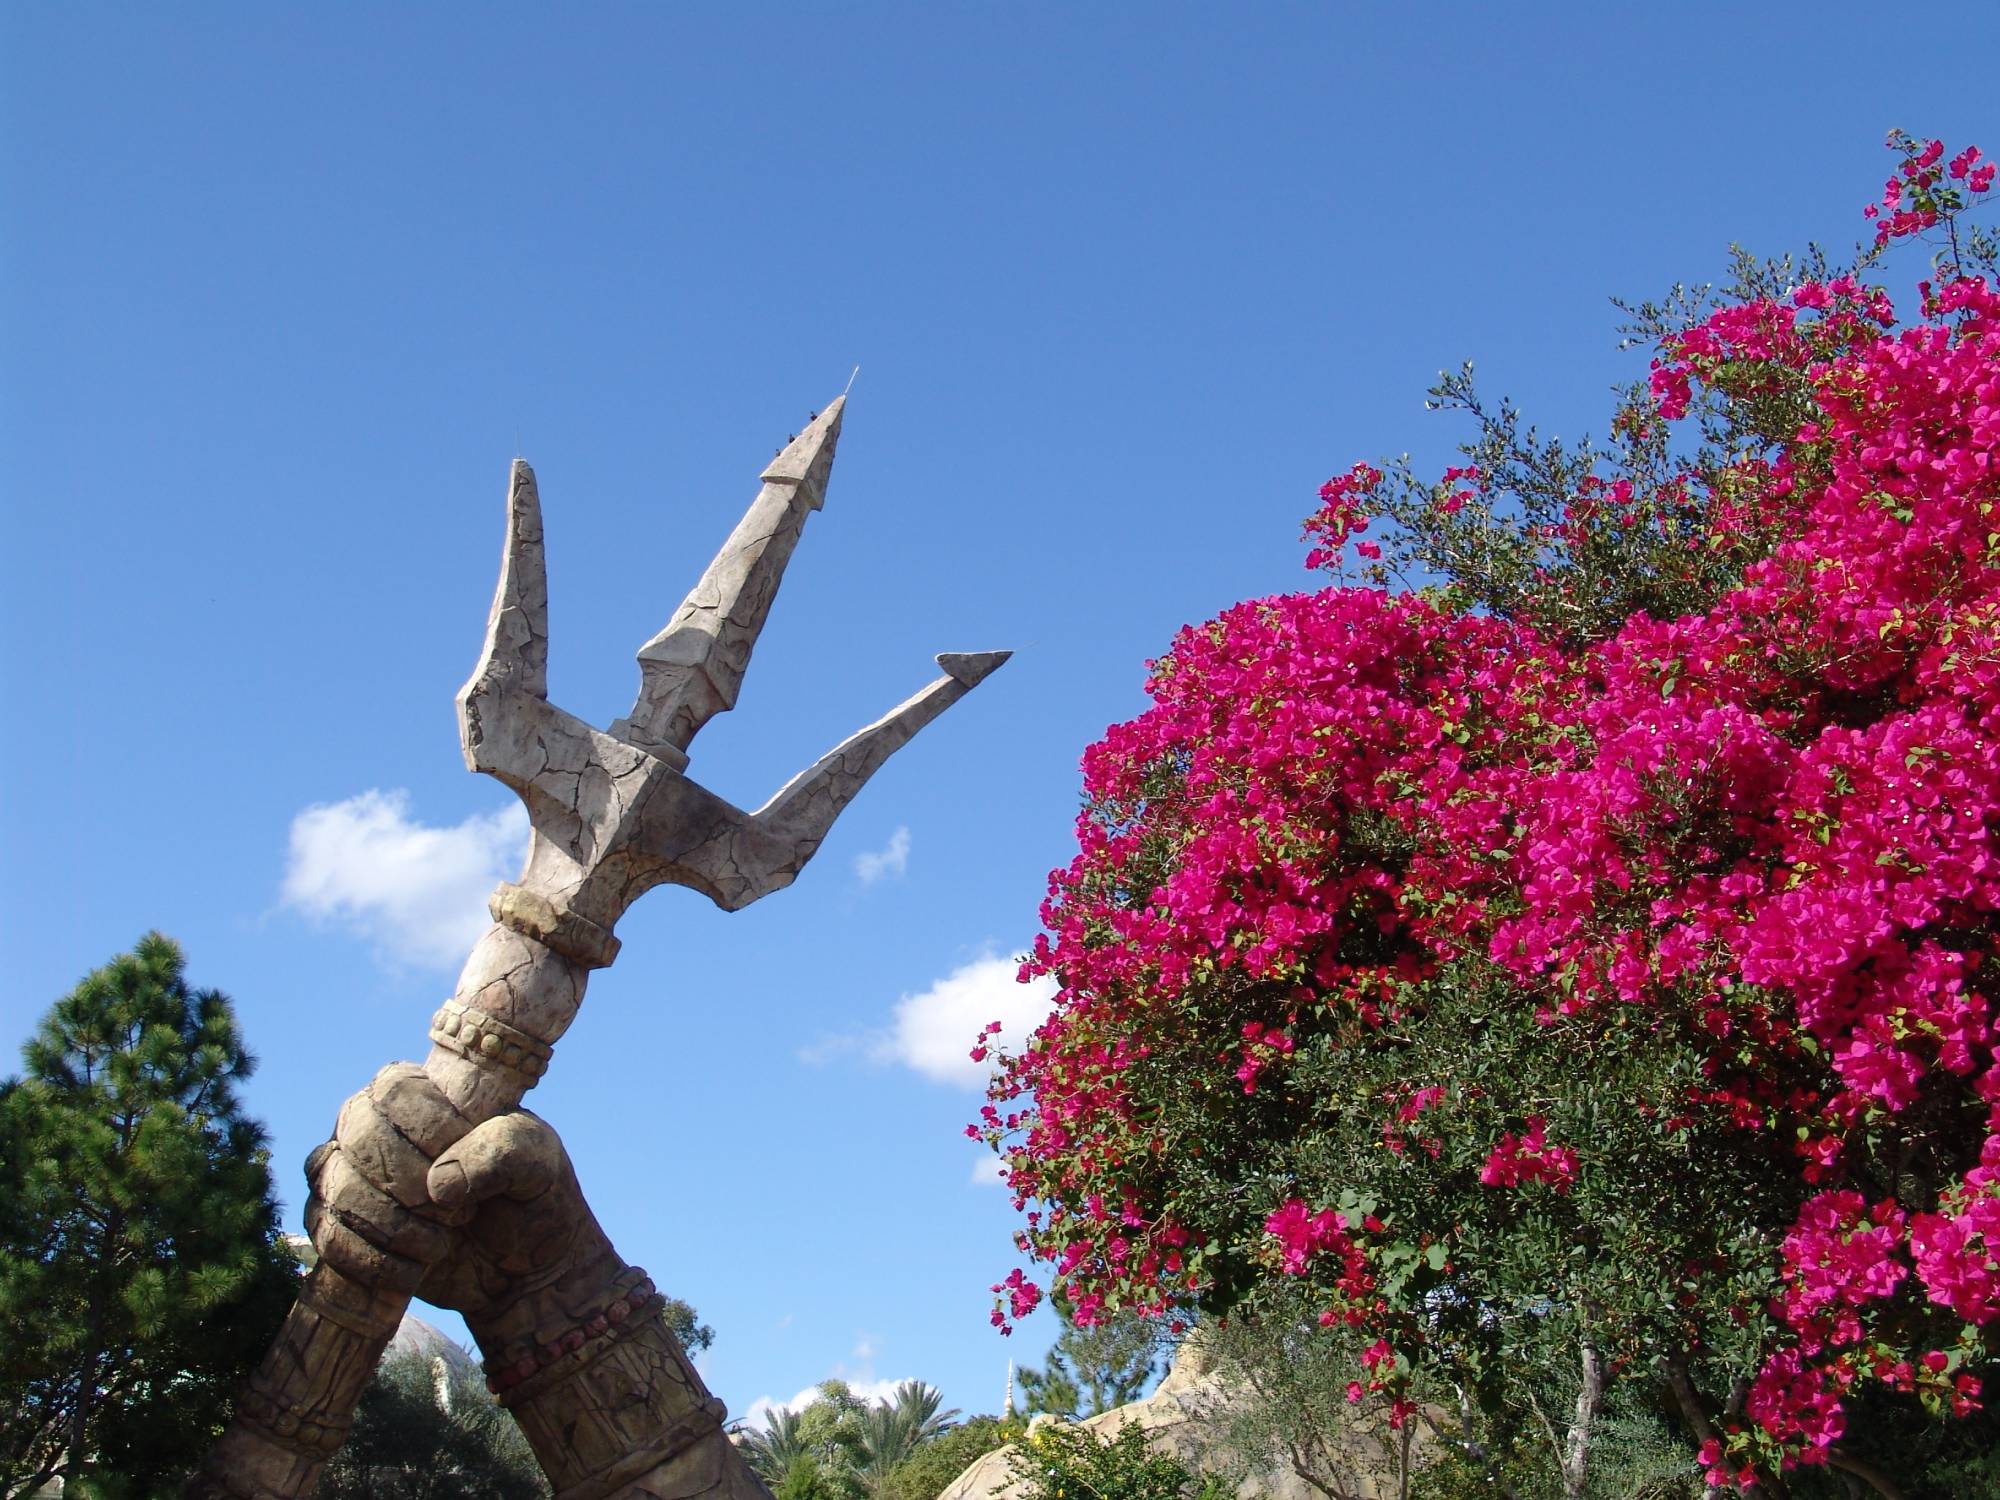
[1414,1404,1523,1500]
[1281,1434,1346,1500]
[1827,1450,1906,1500]
[1522,1385,1565,1483]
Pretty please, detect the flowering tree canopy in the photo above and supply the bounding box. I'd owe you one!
[980,134,2000,1489]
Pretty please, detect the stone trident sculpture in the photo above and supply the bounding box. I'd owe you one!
[187,397,1007,1500]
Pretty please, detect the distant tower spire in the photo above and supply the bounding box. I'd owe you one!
[1004,1359,1016,1419]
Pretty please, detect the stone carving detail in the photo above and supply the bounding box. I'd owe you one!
[185,397,1008,1500]
[429,999,556,1084]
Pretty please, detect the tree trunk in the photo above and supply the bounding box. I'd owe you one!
[1417,1399,1524,1500]
[1559,1334,1604,1500]
[1666,1356,1788,1500]
[64,1348,97,1487]
[64,1209,118,1490]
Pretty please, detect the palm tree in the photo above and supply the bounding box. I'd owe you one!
[737,1404,813,1485]
[855,1382,960,1494]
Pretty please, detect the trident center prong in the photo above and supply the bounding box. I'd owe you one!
[610,396,846,759]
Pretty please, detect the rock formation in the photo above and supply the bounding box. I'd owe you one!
[937,1337,1421,1500]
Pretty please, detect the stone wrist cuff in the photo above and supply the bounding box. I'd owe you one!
[481,1266,663,1401]
[489,883,621,970]
[234,1374,353,1461]
[549,1397,728,1500]
[478,1265,729,1500]
[430,1000,556,1086]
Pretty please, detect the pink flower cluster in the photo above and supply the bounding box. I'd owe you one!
[1264,1200,1359,1276]
[1477,1117,1578,1192]
[1303,462,1382,570]
[982,134,2000,1481]
[1865,135,1996,248]
[989,1268,1042,1328]
[1777,1192,1909,1347]
[1235,1020,1295,1094]
[1910,1182,2000,1324]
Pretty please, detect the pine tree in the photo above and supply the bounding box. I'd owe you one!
[1017,1309,1161,1419]
[0,933,298,1497]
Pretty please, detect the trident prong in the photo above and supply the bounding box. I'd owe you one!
[637,647,1011,911]
[611,396,846,758]
[460,458,551,706]
[455,395,1009,934]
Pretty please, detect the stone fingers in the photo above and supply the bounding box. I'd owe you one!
[335,1090,436,1212]
[429,1109,592,1284]
[367,1061,476,1156]
[428,1109,565,1210]
[303,1180,427,1294]
[335,1062,478,1215]
[307,1145,455,1277]
[305,1064,476,1289]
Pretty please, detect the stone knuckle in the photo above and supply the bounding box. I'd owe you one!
[335,1091,438,1209]
[367,1061,471,1157]
[316,1150,453,1263]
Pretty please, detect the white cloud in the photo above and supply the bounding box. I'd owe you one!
[839,1375,909,1406]
[853,825,911,884]
[880,950,1058,1090]
[280,789,529,971]
[738,1385,824,1433]
[970,1154,1007,1187]
[796,947,1059,1088]
[737,1375,913,1432]
[732,1334,921,1431]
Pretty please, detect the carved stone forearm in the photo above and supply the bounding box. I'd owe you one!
[443,1141,765,1500]
[480,1274,756,1500]
[191,925,590,1500]
[185,1265,405,1499]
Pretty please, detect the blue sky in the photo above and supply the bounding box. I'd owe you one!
[5,2,1998,1431]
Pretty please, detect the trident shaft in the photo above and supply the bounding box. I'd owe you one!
[189,396,1008,1500]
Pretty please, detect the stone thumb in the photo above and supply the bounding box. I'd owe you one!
[427,1110,563,1210]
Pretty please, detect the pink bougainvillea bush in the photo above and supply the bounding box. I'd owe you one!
[980,134,2000,1490]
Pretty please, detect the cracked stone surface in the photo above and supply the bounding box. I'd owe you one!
[185,398,1008,1500]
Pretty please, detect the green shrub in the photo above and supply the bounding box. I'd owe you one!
[1006,1420,1221,1500]
[878,1416,1023,1500]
